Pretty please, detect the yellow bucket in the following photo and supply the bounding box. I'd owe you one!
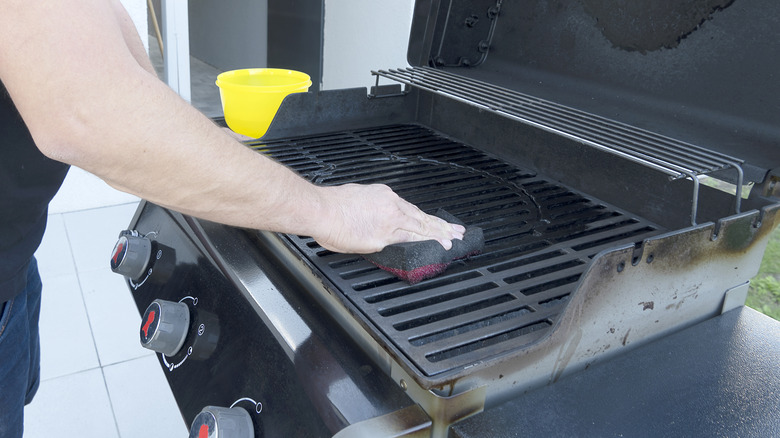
[216,68,312,138]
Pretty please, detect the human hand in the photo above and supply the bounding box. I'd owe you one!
[313,184,465,254]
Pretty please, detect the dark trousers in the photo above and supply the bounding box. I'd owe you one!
[0,258,42,438]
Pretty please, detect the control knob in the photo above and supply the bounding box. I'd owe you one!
[140,299,190,356]
[110,230,152,280]
[189,406,254,438]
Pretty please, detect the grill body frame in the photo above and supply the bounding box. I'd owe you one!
[119,1,780,435]
[121,84,780,437]
[237,85,780,433]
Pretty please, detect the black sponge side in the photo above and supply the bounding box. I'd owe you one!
[363,209,484,283]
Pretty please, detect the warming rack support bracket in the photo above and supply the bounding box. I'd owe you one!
[372,66,746,226]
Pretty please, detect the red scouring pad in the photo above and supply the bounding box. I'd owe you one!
[363,209,484,284]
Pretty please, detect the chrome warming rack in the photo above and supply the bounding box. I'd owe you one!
[372,66,745,226]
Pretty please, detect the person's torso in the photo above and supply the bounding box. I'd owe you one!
[0,80,69,301]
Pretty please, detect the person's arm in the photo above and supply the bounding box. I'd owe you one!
[0,0,463,254]
[111,0,156,76]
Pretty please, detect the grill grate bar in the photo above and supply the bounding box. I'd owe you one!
[375,283,510,320]
[253,124,664,377]
[406,305,534,347]
[409,297,563,344]
[422,316,555,365]
[407,305,561,355]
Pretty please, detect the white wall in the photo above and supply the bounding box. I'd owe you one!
[188,0,268,71]
[321,1,414,90]
[119,0,413,91]
[120,0,149,52]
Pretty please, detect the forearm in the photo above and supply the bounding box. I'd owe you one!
[42,69,325,235]
[0,0,324,235]
[101,85,324,234]
[0,0,464,254]
[103,0,284,228]
[111,0,156,75]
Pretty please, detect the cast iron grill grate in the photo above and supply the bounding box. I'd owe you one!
[249,124,663,378]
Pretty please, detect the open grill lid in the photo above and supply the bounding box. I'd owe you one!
[396,0,780,186]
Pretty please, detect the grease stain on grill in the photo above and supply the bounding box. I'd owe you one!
[539,294,571,308]
[581,0,735,53]
[253,124,663,377]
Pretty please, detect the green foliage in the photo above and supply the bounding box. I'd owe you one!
[758,226,780,274]
[747,275,780,320]
[747,225,780,321]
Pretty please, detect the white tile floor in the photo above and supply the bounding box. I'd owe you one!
[25,179,188,437]
[24,176,187,438]
[23,37,224,438]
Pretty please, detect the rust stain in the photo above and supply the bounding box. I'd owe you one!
[665,287,701,311]
[639,301,655,311]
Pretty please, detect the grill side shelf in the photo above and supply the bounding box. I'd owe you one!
[372,66,745,225]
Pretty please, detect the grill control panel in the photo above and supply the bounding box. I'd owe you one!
[140,299,190,357]
[110,231,152,280]
[140,296,220,371]
[114,203,334,437]
[189,406,254,438]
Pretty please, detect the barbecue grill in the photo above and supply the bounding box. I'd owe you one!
[111,1,780,436]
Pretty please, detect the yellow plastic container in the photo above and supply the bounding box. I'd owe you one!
[216,68,312,138]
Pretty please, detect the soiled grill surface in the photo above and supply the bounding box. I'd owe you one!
[251,124,664,378]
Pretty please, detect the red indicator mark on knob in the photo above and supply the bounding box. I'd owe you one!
[142,310,156,337]
[198,424,209,438]
[112,241,125,264]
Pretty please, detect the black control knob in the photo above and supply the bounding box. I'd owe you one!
[140,299,190,356]
[110,231,152,280]
[189,406,254,438]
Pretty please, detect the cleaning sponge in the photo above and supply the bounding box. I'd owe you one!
[364,209,484,284]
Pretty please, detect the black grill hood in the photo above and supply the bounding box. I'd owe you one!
[406,0,780,183]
